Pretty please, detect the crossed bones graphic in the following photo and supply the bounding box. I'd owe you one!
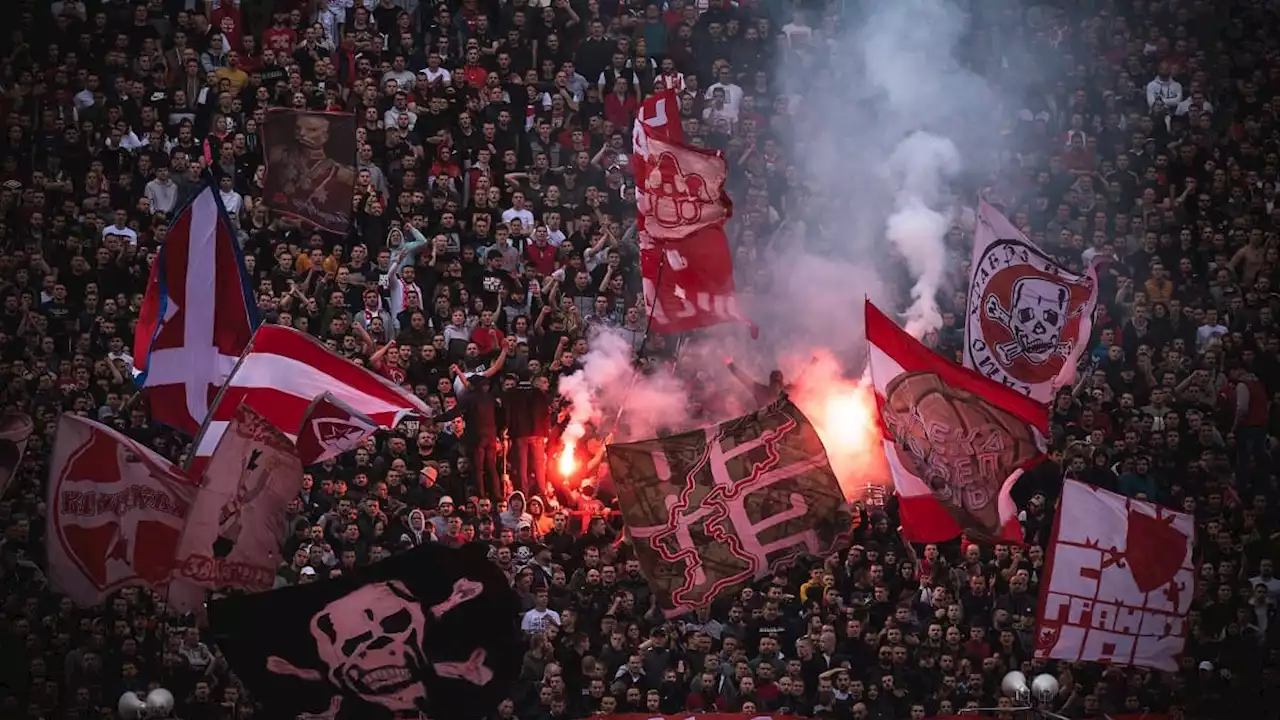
[268,578,491,720]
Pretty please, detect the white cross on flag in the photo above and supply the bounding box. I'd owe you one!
[134,184,259,436]
[46,415,196,607]
[1034,479,1194,672]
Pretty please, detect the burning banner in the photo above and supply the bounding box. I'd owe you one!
[607,398,850,616]
[262,108,357,234]
[965,200,1097,402]
[209,543,521,720]
[866,300,1047,544]
[1035,479,1194,672]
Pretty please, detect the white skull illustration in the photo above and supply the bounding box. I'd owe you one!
[1009,278,1069,363]
[514,546,532,566]
[312,580,427,714]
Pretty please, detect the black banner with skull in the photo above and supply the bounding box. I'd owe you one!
[208,542,521,720]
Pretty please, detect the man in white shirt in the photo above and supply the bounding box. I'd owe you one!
[418,54,452,87]
[704,65,744,120]
[383,92,417,131]
[502,192,536,228]
[217,173,243,215]
[102,209,139,246]
[520,587,560,634]
[1195,308,1228,352]
[1249,559,1280,606]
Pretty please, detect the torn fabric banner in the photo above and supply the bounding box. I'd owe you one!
[866,300,1047,544]
[208,543,522,720]
[607,398,850,617]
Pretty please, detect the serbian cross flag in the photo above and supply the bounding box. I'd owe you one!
[187,325,430,472]
[134,184,259,436]
[964,200,1098,403]
[866,300,1047,544]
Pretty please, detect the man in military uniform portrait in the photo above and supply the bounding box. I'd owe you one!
[263,110,357,233]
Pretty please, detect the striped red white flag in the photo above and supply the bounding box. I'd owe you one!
[188,325,430,471]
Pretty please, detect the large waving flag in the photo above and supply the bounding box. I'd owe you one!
[171,403,306,612]
[46,414,197,607]
[188,325,431,471]
[964,200,1097,403]
[866,300,1046,544]
[134,184,259,436]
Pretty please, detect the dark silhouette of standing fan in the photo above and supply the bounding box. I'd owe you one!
[0,412,33,499]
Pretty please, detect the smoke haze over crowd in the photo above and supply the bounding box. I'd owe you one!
[560,0,1037,500]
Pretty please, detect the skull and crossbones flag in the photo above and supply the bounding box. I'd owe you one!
[208,542,521,720]
[607,398,851,617]
[867,300,1048,545]
[964,200,1098,404]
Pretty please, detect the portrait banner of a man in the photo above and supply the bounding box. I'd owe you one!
[262,109,357,234]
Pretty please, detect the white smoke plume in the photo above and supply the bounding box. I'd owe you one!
[555,0,1032,499]
[557,329,689,445]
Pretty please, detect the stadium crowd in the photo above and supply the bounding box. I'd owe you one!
[1,0,1280,718]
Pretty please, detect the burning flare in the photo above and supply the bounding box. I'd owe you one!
[790,352,892,502]
[558,441,579,477]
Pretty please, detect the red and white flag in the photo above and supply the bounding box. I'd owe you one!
[296,392,379,464]
[632,89,683,174]
[636,134,732,244]
[46,415,196,607]
[171,403,305,610]
[1035,479,1193,672]
[189,325,429,470]
[134,184,259,436]
[866,300,1047,544]
[636,138,751,335]
[964,200,1097,403]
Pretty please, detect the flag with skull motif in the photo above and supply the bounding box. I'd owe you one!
[964,200,1098,403]
[208,542,521,720]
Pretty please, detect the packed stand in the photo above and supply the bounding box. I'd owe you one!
[0,0,1278,718]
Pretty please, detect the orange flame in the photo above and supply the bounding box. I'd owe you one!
[790,353,892,502]
[557,440,579,477]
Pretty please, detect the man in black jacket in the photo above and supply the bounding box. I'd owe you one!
[506,374,552,497]
[435,374,503,500]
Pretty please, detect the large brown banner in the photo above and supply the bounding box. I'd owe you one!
[262,108,356,234]
[607,398,851,617]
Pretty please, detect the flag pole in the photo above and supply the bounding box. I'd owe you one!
[183,324,266,471]
[604,245,667,441]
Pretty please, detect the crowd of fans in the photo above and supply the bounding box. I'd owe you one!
[1,0,1279,718]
